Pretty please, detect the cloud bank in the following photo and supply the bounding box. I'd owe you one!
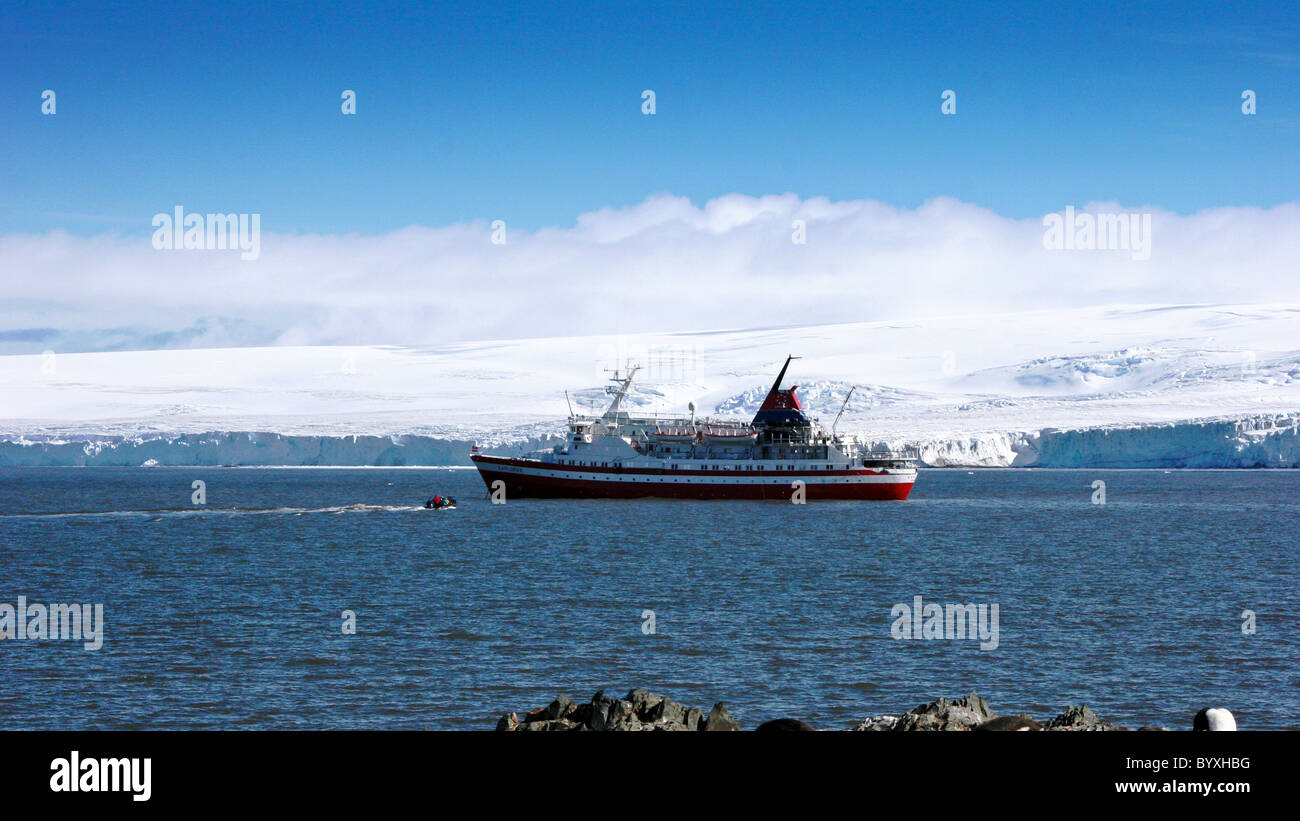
[2,194,1298,353]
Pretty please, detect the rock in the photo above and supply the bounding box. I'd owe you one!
[850,714,899,731]
[1045,704,1126,731]
[588,691,619,731]
[893,693,996,731]
[652,721,692,731]
[547,719,580,731]
[703,702,741,731]
[626,688,663,718]
[756,718,816,732]
[490,688,737,731]
[954,693,995,720]
[542,694,576,721]
[611,717,645,731]
[683,707,704,731]
[646,697,686,725]
[493,688,1159,733]
[495,712,520,732]
[610,699,636,726]
[974,714,1042,731]
[518,718,578,732]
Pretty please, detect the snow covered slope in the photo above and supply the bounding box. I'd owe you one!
[1,304,1298,467]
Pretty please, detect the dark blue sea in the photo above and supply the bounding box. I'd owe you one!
[1,467,1296,730]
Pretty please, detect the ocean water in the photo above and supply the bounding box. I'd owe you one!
[0,467,1296,730]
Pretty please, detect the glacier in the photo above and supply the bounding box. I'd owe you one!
[0,431,564,467]
[1,303,1297,468]
[873,414,1300,468]
[1,416,1294,468]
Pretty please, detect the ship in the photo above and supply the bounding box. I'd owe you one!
[470,356,918,500]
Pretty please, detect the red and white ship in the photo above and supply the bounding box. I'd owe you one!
[471,356,918,500]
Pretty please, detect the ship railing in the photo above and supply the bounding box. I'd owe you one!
[570,412,752,425]
[860,449,921,463]
[580,415,760,433]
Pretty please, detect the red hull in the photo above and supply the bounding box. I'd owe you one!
[471,457,914,501]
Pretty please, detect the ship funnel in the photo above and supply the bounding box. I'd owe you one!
[750,355,810,428]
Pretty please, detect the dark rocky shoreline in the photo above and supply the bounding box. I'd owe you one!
[495,690,1165,732]
[496,689,741,732]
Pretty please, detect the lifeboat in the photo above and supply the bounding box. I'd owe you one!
[652,426,697,443]
[701,426,758,444]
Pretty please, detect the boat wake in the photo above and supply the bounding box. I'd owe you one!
[0,503,434,520]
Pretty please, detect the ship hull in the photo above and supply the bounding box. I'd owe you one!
[471,455,915,501]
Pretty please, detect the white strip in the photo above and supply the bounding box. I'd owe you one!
[480,461,916,485]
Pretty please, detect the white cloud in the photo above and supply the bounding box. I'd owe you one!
[2,194,1298,352]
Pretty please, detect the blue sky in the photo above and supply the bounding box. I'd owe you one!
[2,0,1296,236]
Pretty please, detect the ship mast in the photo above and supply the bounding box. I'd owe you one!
[601,364,639,421]
[832,386,855,438]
